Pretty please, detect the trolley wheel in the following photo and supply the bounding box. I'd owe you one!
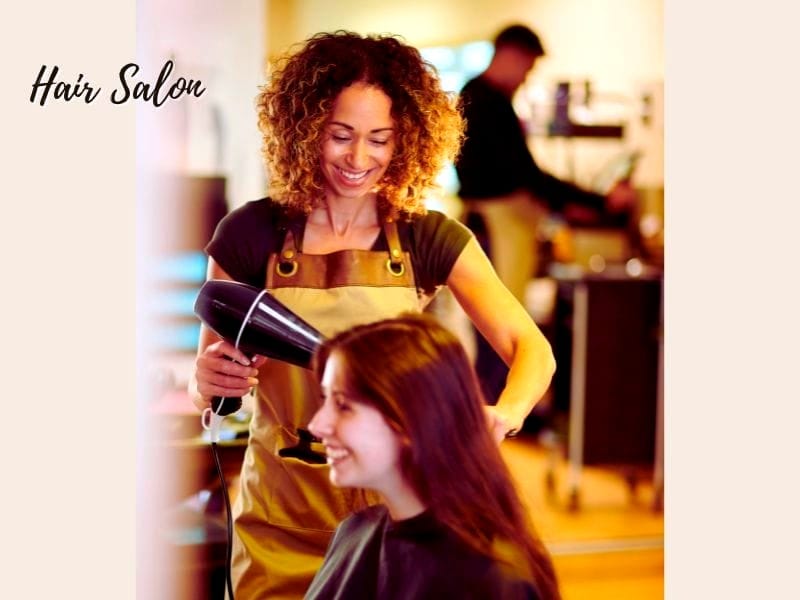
[545,470,556,494]
[652,486,664,512]
[567,488,580,512]
[625,470,639,500]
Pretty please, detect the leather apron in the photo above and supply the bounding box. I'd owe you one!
[230,216,421,599]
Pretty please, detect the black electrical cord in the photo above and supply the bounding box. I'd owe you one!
[200,290,266,600]
[211,441,235,600]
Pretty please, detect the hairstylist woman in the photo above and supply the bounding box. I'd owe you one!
[190,31,556,598]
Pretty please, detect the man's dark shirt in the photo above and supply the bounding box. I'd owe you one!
[455,75,604,214]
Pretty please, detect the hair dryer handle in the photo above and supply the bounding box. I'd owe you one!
[202,395,244,444]
[211,395,243,416]
[211,354,250,415]
[201,356,249,443]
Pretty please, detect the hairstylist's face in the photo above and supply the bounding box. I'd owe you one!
[320,82,396,202]
[309,351,404,495]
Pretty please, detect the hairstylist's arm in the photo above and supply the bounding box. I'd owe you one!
[188,258,267,412]
[447,238,556,442]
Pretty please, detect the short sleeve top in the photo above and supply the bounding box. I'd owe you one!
[205,198,473,295]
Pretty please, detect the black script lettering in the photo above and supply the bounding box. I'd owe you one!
[30,65,100,106]
[110,63,140,104]
[111,60,206,106]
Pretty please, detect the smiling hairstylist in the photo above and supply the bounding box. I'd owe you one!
[189,31,556,599]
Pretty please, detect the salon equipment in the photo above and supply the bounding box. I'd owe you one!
[193,279,325,600]
[194,278,325,439]
[194,279,323,370]
[547,267,663,512]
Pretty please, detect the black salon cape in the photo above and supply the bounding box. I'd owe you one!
[304,504,539,599]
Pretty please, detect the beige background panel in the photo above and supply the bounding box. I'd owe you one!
[4,0,800,598]
[3,1,135,599]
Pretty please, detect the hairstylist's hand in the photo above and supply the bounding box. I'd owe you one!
[606,180,638,212]
[484,405,512,445]
[192,339,266,411]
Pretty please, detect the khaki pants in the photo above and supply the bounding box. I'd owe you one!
[464,191,546,303]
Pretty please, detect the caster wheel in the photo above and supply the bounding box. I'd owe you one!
[652,488,664,512]
[567,489,580,512]
[625,471,639,501]
[545,471,556,494]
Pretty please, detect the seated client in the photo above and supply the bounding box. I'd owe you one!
[305,313,560,599]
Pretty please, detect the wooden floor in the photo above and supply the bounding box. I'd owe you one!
[156,422,663,599]
[501,434,664,600]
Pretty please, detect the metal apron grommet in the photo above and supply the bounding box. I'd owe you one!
[276,260,298,277]
[386,258,405,277]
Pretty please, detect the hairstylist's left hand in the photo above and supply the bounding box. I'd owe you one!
[606,180,637,212]
[484,405,511,445]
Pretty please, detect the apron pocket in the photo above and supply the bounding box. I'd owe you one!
[267,454,368,531]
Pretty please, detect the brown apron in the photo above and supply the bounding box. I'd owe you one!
[230,216,422,599]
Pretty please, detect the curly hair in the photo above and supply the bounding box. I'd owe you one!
[256,31,464,217]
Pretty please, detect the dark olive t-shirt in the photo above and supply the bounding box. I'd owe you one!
[205,198,473,295]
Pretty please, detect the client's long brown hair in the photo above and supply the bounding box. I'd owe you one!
[313,313,560,599]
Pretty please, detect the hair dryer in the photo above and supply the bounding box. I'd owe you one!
[193,279,325,439]
[193,279,326,600]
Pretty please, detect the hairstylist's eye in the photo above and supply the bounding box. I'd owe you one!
[327,128,351,143]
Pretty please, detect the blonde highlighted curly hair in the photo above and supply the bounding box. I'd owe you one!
[256,31,464,217]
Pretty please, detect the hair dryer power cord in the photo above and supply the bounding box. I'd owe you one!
[211,441,236,600]
[201,288,267,600]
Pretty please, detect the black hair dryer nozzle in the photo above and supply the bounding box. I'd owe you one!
[194,279,325,369]
[194,280,325,424]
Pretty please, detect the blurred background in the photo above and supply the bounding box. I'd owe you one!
[137,1,663,598]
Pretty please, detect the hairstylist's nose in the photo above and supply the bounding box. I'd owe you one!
[347,140,368,170]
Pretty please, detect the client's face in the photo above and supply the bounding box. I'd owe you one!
[309,351,404,494]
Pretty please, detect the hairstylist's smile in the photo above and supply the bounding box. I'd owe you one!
[335,166,371,184]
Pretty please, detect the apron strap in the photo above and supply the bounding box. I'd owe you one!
[268,214,412,283]
[272,226,300,279]
[383,217,406,277]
